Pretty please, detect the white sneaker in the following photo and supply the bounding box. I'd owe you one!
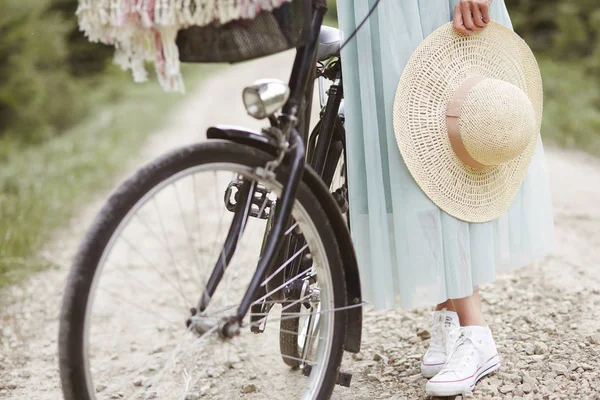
[426,326,501,397]
[420,309,460,378]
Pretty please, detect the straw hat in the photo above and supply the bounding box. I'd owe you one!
[393,21,543,223]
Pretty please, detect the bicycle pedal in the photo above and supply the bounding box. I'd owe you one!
[302,365,352,388]
[250,318,267,334]
[336,371,352,387]
[302,364,312,378]
[250,301,273,334]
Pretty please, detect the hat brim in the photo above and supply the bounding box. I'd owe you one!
[393,21,543,223]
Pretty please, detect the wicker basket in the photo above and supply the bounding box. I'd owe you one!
[176,0,312,63]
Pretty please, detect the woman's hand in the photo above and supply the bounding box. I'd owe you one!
[453,0,492,36]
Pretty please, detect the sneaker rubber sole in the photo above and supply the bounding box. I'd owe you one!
[425,354,501,397]
[421,362,445,379]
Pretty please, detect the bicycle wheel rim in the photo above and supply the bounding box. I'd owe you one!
[78,162,337,400]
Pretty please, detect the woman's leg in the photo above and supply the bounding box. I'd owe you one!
[451,290,486,326]
[426,289,500,396]
[435,299,456,312]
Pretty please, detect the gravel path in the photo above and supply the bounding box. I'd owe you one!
[1,53,599,400]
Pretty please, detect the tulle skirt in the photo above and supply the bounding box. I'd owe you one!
[337,0,555,309]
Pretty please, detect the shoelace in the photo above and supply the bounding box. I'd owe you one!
[440,331,478,374]
[429,310,450,352]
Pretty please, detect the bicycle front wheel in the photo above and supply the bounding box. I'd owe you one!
[58,141,347,400]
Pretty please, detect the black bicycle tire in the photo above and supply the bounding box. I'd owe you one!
[279,302,304,367]
[58,141,347,400]
[280,125,347,367]
[321,139,344,190]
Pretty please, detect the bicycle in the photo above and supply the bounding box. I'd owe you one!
[59,1,364,399]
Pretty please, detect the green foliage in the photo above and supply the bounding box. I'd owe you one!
[505,1,600,153]
[49,0,114,76]
[326,0,338,20]
[0,0,113,143]
[539,58,600,155]
[506,0,600,74]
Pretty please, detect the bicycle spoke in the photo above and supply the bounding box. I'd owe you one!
[261,243,309,287]
[95,286,183,326]
[172,181,206,285]
[119,235,193,306]
[248,302,366,324]
[148,326,218,393]
[101,259,185,311]
[149,197,196,301]
[280,293,312,312]
[278,327,325,343]
[285,222,299,236]
[251,268,312,306]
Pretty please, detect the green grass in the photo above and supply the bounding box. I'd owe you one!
[539,58,600,156]
[0,65,213,285]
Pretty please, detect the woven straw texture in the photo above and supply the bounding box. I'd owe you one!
[176,0,307,63]
[393,21,543,223]
[459,78,536,166]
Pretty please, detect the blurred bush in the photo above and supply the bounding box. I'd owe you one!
[506,0,600,153]
[0,0,113,143]
[506,0,600,75]
[326,0,338,20]
[49,0,114,77]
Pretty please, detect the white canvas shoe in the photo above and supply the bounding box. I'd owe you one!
[426,326,501,397]
[420,309,460,378]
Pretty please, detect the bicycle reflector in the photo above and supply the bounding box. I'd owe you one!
[242,79,290,119]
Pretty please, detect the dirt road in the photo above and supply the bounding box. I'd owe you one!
[1,53,599,400]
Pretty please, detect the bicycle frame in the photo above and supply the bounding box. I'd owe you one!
[199,0,329,334]
[310,67,343,178]
[276,61,345,313]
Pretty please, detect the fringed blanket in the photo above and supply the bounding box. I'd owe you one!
[78,0,293,92]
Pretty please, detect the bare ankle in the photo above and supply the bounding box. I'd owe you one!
[435,299,456,312]
[458,316,487,327]
[452,291,486,327]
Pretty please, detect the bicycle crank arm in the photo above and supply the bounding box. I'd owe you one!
[197,178,256,312]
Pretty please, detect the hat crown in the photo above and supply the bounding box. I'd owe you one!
[459,78,536,166]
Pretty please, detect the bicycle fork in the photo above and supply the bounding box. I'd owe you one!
[192,129,306,337]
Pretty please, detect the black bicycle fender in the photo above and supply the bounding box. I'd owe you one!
[207,125,280,155]
[302,164,363,353]
[207,125,363,353]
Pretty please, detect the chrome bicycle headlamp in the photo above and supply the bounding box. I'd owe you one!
[242,79,290,120]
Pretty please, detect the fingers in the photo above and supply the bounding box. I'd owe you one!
[461,1,476,32]
[472,3,487,28]
[453,4,472,36]
[454,0,491,36]
[481,2,491,24]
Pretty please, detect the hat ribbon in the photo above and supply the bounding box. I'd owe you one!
[446,75,487,169]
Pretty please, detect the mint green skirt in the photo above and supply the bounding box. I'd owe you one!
[337,0,555,309]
